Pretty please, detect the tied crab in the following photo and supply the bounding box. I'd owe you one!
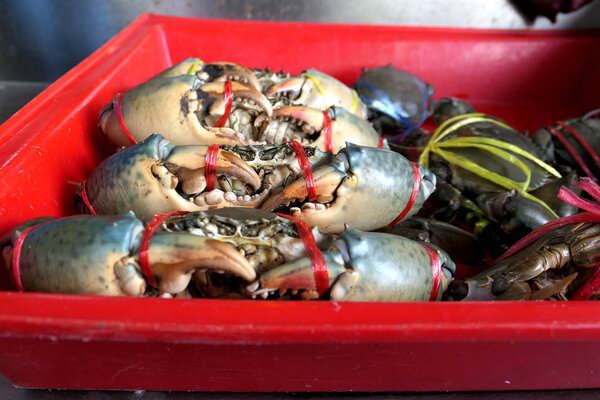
[99,60,380,152]
[445,178,600,301]
[407,97,578,255]
[1,209,455,302]
[530,109,600,181]
[0,213,255,296]
[353,64,434,136]
[79,135,436,233]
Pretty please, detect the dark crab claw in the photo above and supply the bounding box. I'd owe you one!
[246,229,455,301]
[81,134,267,223]
[262,106,381,152]
[260,143,436,234]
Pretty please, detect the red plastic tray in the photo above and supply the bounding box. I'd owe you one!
[0,14,599,392]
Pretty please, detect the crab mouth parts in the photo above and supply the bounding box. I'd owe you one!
[254,113,318,144]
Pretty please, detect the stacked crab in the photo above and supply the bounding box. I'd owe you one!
[4,58,600,302]
[1,59,456,302]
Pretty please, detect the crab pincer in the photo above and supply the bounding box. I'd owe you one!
[99,74,272,147]
[254,106,384,153]
[1,213,255,296]
[260,143,436,233]
[246,229,455,302]
[266,68,368,118]
[153,58,262,91]
[79,134,266,223]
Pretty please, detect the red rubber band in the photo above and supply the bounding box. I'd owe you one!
[80,180,97,215]
[276,213,329,296]
[387,162,421,227]
[115,93,137,145]
[205,144,221,191]
[11,226,37,292]
[421,244,441,301]
[556,121,600,175]
[378,136,385,149]
[570,260,600,300]
[139,211,189,288]
[546,125,596,180]
[288,141,318,202]
[322,110,333,153]
[214,81,233,128]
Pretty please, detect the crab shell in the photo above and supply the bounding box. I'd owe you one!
[261,143,437,234]
[353,65,434,132]
[251,229,456,302]
[1,213,255,296]
[266,69,368,119]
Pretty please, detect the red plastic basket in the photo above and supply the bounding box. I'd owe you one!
[0,14,599,392]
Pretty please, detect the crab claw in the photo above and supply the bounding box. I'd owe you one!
[199,81,272,118]
[246,229,455,301]
[153,59,262,91]
[148,232,256,294]
[256,106,381,152]
[82,134,268,223]
[99,75,271,148]
[265,69,367,118]
[260,144,436,234]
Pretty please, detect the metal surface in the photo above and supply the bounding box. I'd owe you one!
[1,0,600,82]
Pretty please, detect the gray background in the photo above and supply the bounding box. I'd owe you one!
[1,0,600,397]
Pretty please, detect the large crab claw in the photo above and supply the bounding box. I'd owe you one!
[153,58,262,91]
[246,229,455,301]
[99,75,272,147]
[1,213,255,296]
[260,143,436,233]
[265,69,368,118]
[80,134,266,223]
[253,106,383,152]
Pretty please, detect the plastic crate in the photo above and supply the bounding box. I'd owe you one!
[0,13,599,391]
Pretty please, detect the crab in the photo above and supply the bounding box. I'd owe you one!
[530,109,600,180]
[0,213,255,296]
[406,97,580,255]
[247,228,456,301]
[79,135,436,234]
[353,64,434,135]
[159,208,334,298]
[445,178,600,301]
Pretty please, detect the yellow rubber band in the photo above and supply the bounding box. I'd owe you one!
[186,60,204,76]
[419,113,560,218]
[302,72,331,109]
[351,89,359,114]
